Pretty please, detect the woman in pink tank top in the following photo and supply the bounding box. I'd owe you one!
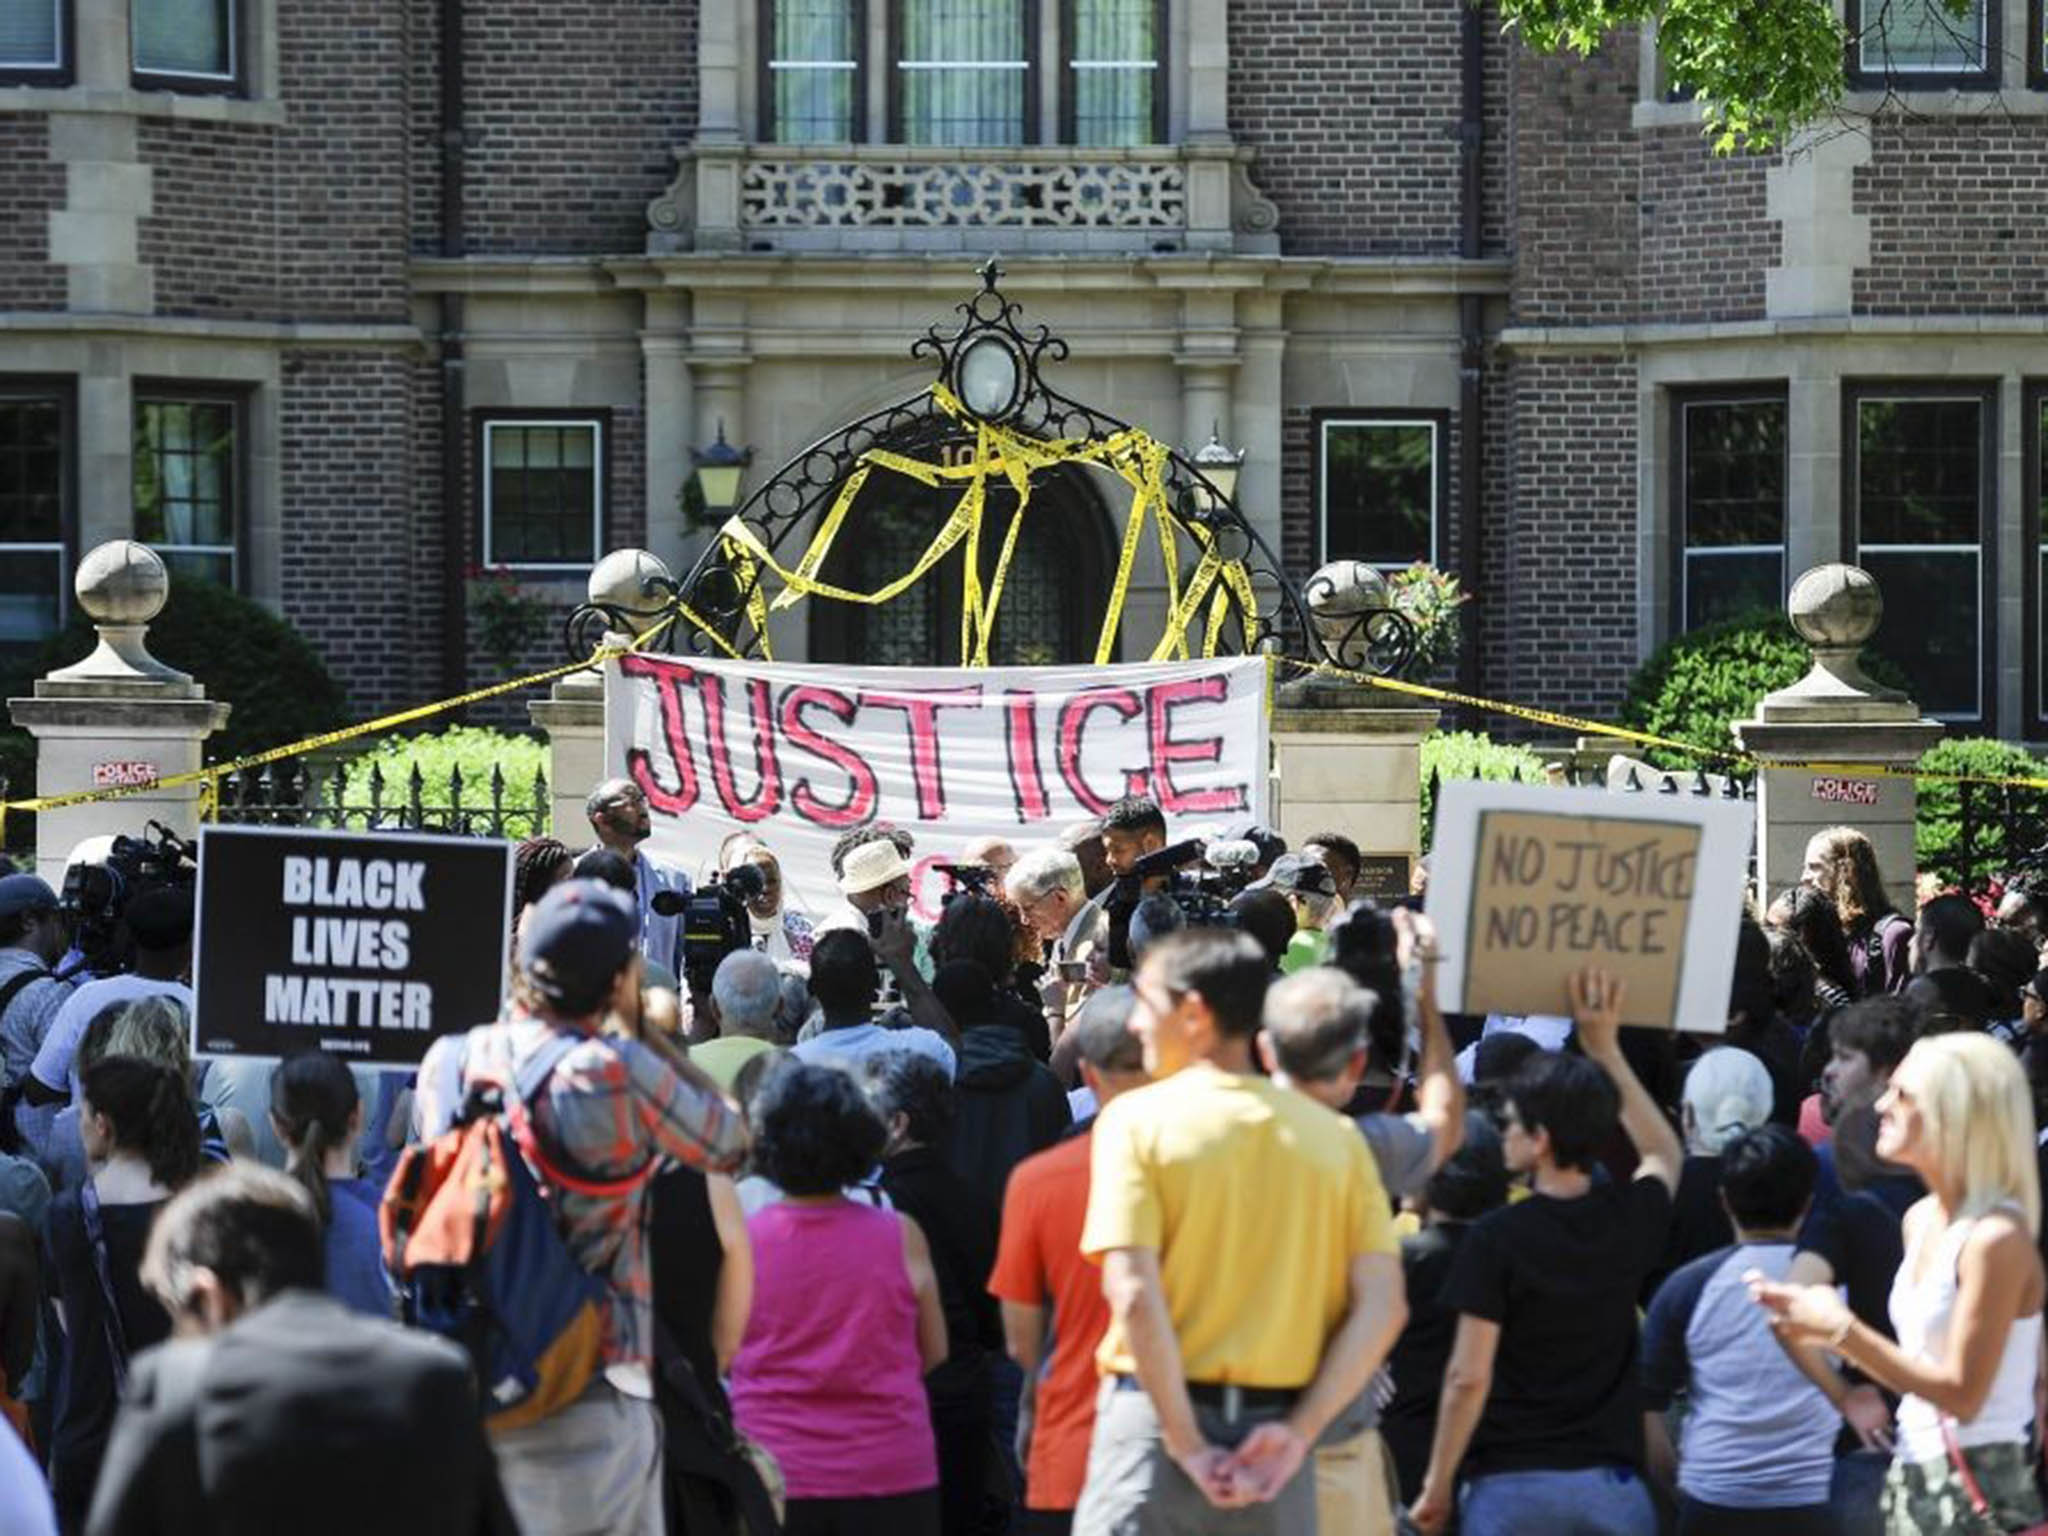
[731,1060,946,1536]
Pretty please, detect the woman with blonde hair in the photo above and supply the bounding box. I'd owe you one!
[1802,826,1912,997]
[1752,1032,2046,1533]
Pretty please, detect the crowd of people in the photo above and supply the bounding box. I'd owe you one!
[0,783,2045,1535]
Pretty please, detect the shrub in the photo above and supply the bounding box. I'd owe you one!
[1420,730,1551,850]
[1913,737,2048,890]
[0,581,352,851]
[1386,564,1470,678]
[1619,609,1910,770]
[338,726,550,838]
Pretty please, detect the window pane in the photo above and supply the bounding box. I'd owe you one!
[901,0,1026,145]
[486,422,599,565]
[0,398,64,544]
[133,0,232,78]
[1071,0,1156,145]
[1684,549,1784,630]
[1857,0,1985,71]
[158,549,233,590]
[1858,398,1981,545]
[1322,421,1436,567]
[0,0,60,66]
[771,0,857,141]
[0,549,63,644]
[1683,399,1785,548]
[1861,548,1978,718]
[135,398,235,551]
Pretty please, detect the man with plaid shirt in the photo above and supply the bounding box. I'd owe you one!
[416,879,749,1536]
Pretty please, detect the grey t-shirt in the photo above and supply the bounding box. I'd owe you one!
[1329,1112,1438,1441]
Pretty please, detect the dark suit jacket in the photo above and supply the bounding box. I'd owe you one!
[85,1289,515,1536]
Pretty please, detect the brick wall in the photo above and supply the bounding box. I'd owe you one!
[1639,127,1771,324]
[458,0,698,256]
[0,119,65,311]
[1854,118,2048,315]
[1480,353,1640,724]
[1228,0,1464,256]
[281,349,423,715]
[137,121,282,319]
[1507,34,1640,326]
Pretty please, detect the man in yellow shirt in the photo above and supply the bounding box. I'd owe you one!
[1075,928,1408,1535]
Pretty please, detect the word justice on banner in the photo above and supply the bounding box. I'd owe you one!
[193,826,513,1066]
[605,653,1270,918]
[1425,780,1753,1033]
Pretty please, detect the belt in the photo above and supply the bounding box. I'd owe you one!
[1113,1375,1298,1416]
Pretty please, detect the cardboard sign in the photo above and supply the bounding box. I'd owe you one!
[605,654,1270,919]
[1426,780,1752,1032]
[193,826,512,1065]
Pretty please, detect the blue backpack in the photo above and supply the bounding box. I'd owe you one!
[380,1029,653,1429]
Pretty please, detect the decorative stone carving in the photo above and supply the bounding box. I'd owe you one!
[740,157,1186,229]
[1230,156,1280,237]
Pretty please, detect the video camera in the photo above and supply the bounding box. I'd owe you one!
[60,821,197,976]
[932,861,999,906]
[1103,836,1255,971]
[653,862,768,996]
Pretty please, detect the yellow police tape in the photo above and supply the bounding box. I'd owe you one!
[711,384,1256,669]
[1275,656,2048,793]
[0,629,666,847]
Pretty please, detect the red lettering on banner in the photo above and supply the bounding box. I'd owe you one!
[908,853,951,923]
[694,672,783,822]
[780,685,877,828]
[620,653,700,814]
[1057,688,1144,815]
[862,688,985,820]
[1146,676,1247,816]
[1004,690,1050,824]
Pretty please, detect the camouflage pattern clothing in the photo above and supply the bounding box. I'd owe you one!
[1883,1442,2044,1534]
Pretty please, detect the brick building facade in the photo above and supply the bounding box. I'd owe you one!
[2,0,2045,741]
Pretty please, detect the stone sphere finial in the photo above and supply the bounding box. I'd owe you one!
[1788,563,1882,650]
[587,548,676,637]
[1304,559,1391,671]
[75,540,170,626]
[45,540,191,688]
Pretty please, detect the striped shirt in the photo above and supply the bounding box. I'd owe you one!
[416,1016,748,1367]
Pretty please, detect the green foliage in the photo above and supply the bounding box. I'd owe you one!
[1387,564,1470,678]
[466,566,553,676]
[1618,609,1910,770]
[1913,737,2048,889]
[1421,730,1552,848]
[338,726,550,838]
[1495,0,1922,152]
[0,582,351,849]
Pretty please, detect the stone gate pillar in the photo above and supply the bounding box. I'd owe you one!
[1731,564,1942,907]
[8,542,230,885]
[1270,674,1438,897]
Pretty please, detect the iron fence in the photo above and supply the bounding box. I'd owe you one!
[211,759,550,841]
[1953,779,2048,893]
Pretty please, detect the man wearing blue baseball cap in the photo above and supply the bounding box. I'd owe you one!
[414,878,749,1536]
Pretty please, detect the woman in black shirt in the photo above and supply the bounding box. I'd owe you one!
[45,1056,200,1533]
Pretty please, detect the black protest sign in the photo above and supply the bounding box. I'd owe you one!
[195,826,511,1065]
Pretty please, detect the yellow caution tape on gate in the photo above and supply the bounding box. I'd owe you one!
[715,385,1258,668]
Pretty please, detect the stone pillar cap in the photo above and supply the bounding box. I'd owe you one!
[1749,563,1918,724]
[43,541,196,691]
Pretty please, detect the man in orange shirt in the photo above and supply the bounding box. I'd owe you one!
[989,987,1151,1535]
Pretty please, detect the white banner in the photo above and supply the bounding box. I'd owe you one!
[604,653,1269,920]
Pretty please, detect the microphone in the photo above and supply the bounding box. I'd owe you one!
[1203,838,1262,873]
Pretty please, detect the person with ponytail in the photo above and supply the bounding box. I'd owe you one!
[269,1053,388,1318]
[45,1055,200,1532]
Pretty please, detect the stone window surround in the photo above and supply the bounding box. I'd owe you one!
[1634,0,2047,127]
[476,411,608,575]
[1618,327,2047,736]
[1311,408,1447,571]
[0,0,282,126]
[709,0,1225,147]
[0,327,284,613]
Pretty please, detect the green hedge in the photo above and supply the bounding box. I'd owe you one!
[0,581,351,850]
[338,726,550,838]
[1914,736,2048,889]
[1420,730,1550,849]
[1619,609,1912,770]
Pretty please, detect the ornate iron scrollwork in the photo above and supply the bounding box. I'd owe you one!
[568,261,1415,676]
